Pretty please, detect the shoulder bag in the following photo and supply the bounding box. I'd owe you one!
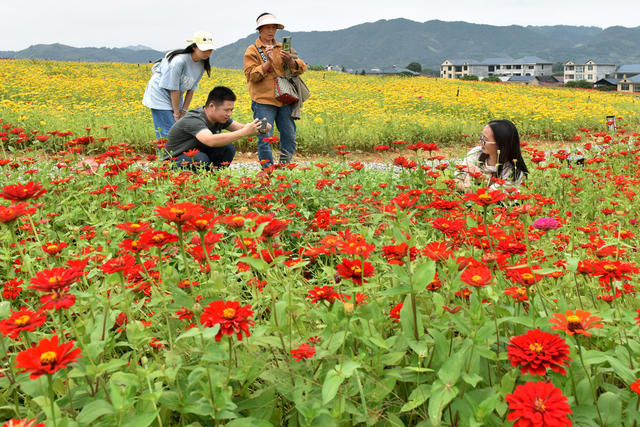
[256,45,299,105]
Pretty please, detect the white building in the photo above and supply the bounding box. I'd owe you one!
[440,56,552,80]
[564,59,616,83]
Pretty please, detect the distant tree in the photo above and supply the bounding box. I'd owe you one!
[482,76,501,82]
[361,70,366,75]
[309,64,325,71]
[422,68,440,76]
[406,62,422,73]
[459,75,479,81]
[565,80,592,89]
[552,62,565,73]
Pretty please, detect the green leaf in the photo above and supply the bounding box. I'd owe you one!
[400,384,431,412]
[428,380,458,425]
[378,284,412,297]
[437,342,467,385]
[335,360,362,378]
[175,326,203,342]
[598,392,621,426]
[227,419,274,427]
[322,369,343,405]
[76,399,114,424]
[411,259,436,292]
[238,256,269,272]
[122,410,159,427]
[462,373,483,387]
[605,355,635,384]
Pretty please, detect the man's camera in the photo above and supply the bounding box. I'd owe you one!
[258,118,269,134]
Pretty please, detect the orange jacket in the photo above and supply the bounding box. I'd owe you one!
[243,37,307,107]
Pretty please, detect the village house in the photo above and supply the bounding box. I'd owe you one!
[614,64,640,80]
[506,75,562,86]
[564,59,616,83]
[617,75,640,93]
[440,56,552,80]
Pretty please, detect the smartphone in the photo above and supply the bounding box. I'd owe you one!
[282,37,291,52]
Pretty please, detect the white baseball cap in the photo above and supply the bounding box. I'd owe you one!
[256,13,284,30]
[187,31,214,51]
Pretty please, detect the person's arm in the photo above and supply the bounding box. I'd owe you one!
[182,90,195,112]
[281,50,307,75]
[194,119,262,148]
[170,91,182,121]
[244,46,271,82]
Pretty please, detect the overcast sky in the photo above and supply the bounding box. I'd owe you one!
[2,0,639,51]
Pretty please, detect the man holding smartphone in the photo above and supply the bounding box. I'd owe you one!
[163,86,271,170]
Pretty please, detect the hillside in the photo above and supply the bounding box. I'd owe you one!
[2,19,640,69]
[211,19,640,69]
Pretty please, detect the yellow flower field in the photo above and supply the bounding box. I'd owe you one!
[1,59,639,152]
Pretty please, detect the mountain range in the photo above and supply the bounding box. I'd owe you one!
[2,19,640,70]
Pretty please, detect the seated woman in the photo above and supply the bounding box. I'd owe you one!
[456,119,529,192]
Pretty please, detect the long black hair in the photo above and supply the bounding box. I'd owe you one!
[164,43,211,77]
[479,119,529,180]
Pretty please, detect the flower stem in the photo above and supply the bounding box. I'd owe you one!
[47,374,58,427]
[576,338,603,425]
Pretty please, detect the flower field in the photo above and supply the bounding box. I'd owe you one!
[1,59,640,153]
[2,57,640,426]
[1,108,640,426]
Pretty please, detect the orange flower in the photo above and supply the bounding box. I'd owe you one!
[549,310,603,337]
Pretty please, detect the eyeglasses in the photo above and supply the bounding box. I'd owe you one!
[479,134,497,147]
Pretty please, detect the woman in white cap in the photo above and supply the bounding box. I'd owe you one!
[244,13,307,167]
[143,31,214,140]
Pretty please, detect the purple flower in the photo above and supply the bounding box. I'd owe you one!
[532,217,560,231]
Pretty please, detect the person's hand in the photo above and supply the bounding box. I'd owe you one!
[280,51,296,69]
[173,111,181,122]
[265,123,272,133]
[264,45,275,61]
[243,119,261,136]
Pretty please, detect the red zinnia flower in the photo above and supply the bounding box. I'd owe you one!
[155,202,203,224]
[381,243,418,265]
[306,285,343,304]
[549,310,603,337]
[291,343,315,361]
[460,265,492,287]
[506,265,544,287]
[422,241,453,262]
[41,242,68,255]
[337,234,376,258]
[389,302,403,322]
[506,381,572,426]
[2,278,23,300]
[15,335,82,379]
[40,290,76,311]
[634,308,640,327]
[0,181,47,201]
[0,308,47,339]
[2,419,45,427]
[504,286,529,302]
[463,187,506,206]
[507,329,571,376]
[100,254,137,275]
[336,258,375,285]
[631,379,640,395]
[29,266,83,292]
[200,300,255,342]
[253,215,290,238]
[0,202,29,223]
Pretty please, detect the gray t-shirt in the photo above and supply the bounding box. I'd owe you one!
[142,53,206,110]
[164,108,233,159]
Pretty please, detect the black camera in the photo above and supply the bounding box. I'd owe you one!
[258,118,269,134]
